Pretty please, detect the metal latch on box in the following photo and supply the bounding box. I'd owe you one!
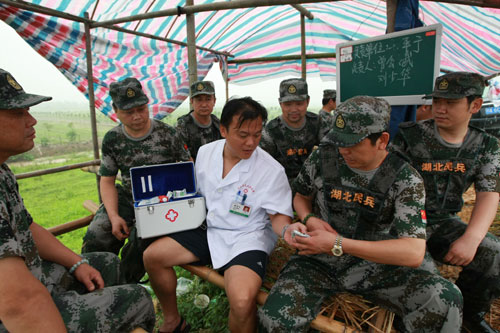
[147,206,154,214]
[188,199,195,208]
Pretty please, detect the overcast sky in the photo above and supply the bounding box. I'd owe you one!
[0,20,333,112]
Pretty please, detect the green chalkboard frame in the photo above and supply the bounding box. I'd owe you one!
[336,24,442,105]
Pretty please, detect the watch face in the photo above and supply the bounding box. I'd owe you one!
[332,246,343,256]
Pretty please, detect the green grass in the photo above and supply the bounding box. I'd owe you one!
[11,152,99,252]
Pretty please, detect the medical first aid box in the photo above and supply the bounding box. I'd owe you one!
[130,162,206,239]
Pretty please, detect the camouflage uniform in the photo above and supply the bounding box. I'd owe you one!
[259,96,462,332]
[176,80,221,160]
[391,118,500,318]
[0,163,155,333]
[319,89,336,121]
[260,79,334,184]
[82,118,191,282]
[318,108,331,121]
[176,111,221,160]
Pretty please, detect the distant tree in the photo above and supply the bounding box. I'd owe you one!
[66,128,77,142]
[40,137,49,147]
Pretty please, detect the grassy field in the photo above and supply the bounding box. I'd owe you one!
[10,152,100,252]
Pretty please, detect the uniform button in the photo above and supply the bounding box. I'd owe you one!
[209,212,215,218]
[217,188,223,193]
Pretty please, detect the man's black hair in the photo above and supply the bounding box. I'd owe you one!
[367,131,385,145]
[322,98,331,106]
[466,94,482,105]
[220,97,268,129]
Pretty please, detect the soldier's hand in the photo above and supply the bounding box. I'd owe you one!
[74,263,105,291]
[306,217,336,233]
[110,216,130,241]
[444,234,479,266]
[295,230,337,255]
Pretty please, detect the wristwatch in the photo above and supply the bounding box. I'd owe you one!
[331,235,343,256]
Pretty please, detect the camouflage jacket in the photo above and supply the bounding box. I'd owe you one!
[176,111,221,160]
[260,112,333,182]
[0,163,54,290]
[99,119,191,199]
[391,119,500,215]
[318,109,332,122]
[292,145,426,241]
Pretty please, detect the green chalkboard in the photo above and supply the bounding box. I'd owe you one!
[336,24,442,105]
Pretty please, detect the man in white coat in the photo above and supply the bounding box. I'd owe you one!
[144,96,306,333]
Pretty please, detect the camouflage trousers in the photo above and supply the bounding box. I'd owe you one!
[81,184,151,283]
[0,252,155,333]
[426,215,500,315]
[259,254,462,332]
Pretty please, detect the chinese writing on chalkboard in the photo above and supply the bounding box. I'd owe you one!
[349,35,423,88]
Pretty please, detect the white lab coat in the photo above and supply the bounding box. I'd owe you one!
[195,139,293,269]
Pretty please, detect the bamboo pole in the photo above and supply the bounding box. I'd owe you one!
[92,0,331,28]
[291,4,314,19]
[105,25,232,57]
[15,160,101,180]
[84,12,102,203]
[228,52,336,64]
[300,13,306,79]
[224,55,229,102]
[186,0,198,86]
[0,0,87,22]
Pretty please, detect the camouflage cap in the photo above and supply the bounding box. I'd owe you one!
[426,71,486,99]
[0,68,52,110]
[109,77,149,110]
[323,89,336,100]
[279,78,309,103]
[326,96,391,147]
[190,81,215,98]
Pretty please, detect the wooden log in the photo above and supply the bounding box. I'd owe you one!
[48,215,93,236]
[180,264,358,332]
[48,200,99,236]
[83,200,100,214]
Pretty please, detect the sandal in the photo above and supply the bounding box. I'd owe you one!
[158,316,191,333]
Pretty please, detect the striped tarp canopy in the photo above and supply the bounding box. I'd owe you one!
[1,1,499,120]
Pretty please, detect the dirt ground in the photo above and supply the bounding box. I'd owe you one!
[456,187,500,331]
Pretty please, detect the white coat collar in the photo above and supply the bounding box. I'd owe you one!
[217,139,255,187]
